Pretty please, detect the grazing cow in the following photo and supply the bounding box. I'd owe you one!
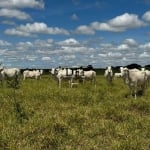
[0,67,20,87]
[122,68,147,99]
[104,66,113,83]
[23,70,42,80]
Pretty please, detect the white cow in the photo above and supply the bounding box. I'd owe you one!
[0,67,20,87]
[55,68,74,88]
[114,72,123,78]
[50,68,54,76]
[114,66,128,79]
[50,67,58,76]
[104,66,113,83]
[122,68,147,99]
[40,70,43,75]
[70,69,84,87]
[120,67,131,83]
[23,70,42,80]
[55,68,84,88]
[79,70,96,87]
[141,68,150,86]
[145,70,150,87]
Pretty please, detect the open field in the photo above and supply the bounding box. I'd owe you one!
[0,74,150,150]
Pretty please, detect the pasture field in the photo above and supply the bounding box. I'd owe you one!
[0,74,150,150]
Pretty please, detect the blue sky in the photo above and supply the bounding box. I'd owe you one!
[0,0,150,68]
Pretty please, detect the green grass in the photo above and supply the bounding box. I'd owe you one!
[0,75,150,150]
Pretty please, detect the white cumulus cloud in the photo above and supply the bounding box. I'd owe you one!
[41,57,51,61]
[58,38,80,46]
[142,11,150,21]
[0,0,44,9]
[117,44,129,50]
[140,42,150,50]
[4,22,70,37]
[108,13,145,29]
[77,13,146,34]
[0,8,31,20]
[75,25,95,35]
[93,13,145,32]
[91,22,120,32]
[123,38,138,47]
[0,40,11,46]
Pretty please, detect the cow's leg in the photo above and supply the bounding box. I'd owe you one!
[70,77,74,88]
[129,85,134,98]
[59,79,61,88]
[82,78,85,85]
[134,88,137,99]
[69,79,71,88]
[133,84,137,99]
[94,78,96,88]
[0,79,4,87]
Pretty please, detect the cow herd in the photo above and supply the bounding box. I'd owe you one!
[105,66,150,99]
[23,70,43,80]
[50,67,96,88]
[0,67,43,87]
[0,65,150,99]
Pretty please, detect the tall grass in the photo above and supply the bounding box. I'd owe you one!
[0,75,150,150]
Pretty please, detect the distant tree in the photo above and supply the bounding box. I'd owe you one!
[126,63,141,69]
[87,65,93,70]
[78,65,93,71]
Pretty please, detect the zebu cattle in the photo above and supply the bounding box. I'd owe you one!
[145,70,150,87]
[114,66,127,79]
[120,67,130,83]
[104,66,113,83]
[140,67,150,86]
[70,69,84,88]
[122,68,147,99]
[52,66,96,88]
[0,67,20,87]
[40,70,43,76]
[23,70,43,80]
[114,73,123,78]
[55,67,83,88]
[50,67,59,77]
[50,68,55,76]
[55,68,72,88]
[80,70,96,87]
